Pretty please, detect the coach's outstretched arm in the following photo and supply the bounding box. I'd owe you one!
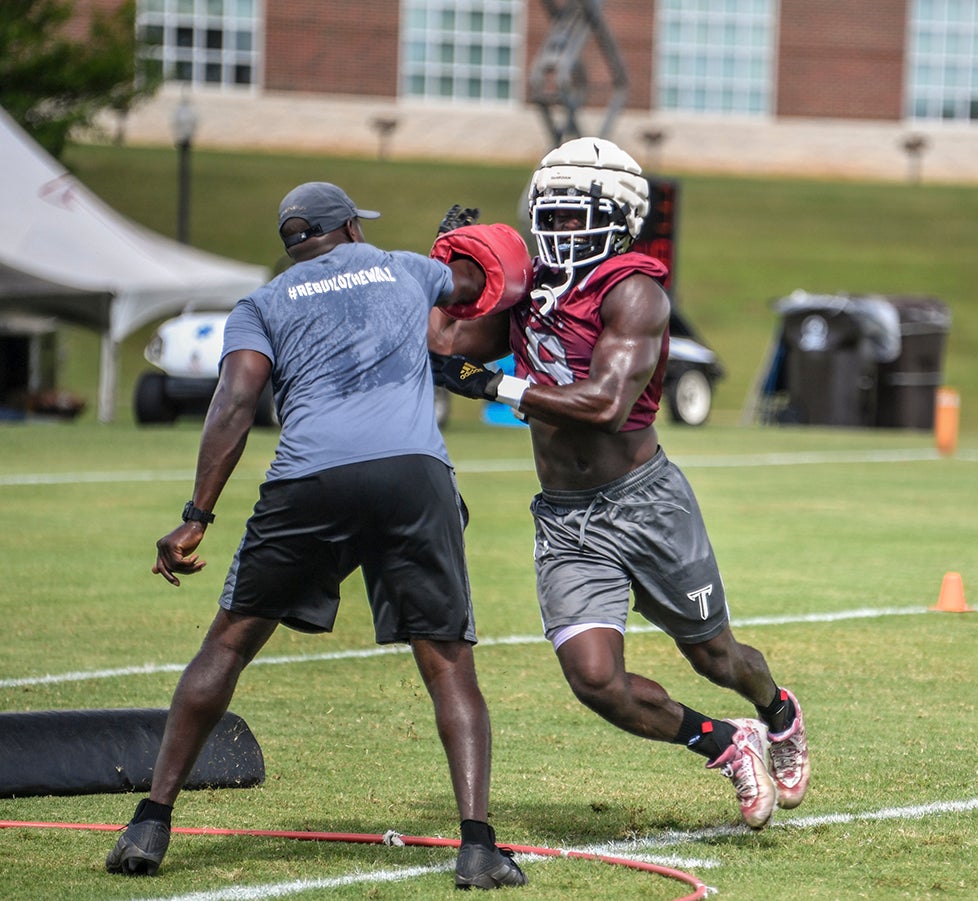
[153,349,271,586]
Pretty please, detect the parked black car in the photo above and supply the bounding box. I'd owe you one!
[663,307,725,426]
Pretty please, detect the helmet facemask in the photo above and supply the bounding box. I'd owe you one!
[527,139,650,313]
[530,186,633,271]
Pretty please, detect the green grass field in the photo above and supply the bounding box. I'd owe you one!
[1,416,976,899]
[1,145,976,897]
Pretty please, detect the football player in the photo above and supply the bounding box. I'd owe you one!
[429,138,810,831]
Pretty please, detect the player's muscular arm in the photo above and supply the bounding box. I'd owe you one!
[520,274,670,432]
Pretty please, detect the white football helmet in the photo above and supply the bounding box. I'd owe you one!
[528,137,650,273]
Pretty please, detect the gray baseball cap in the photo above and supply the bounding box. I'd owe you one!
[277,182,381,235]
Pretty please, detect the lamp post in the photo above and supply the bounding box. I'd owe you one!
[639,128,667,173]
[171,94,198,244]
[369,116,399,161]
[900,133,928,185]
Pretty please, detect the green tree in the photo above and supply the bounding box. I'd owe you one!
[0,0,158,159]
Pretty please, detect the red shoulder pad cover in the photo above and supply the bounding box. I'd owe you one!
[430,223,532,320]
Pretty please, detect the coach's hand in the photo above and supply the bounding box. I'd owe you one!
[153,523,208,587]
[430,352,503,401]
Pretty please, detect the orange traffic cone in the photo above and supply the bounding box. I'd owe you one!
[934,387,960,457]
[930,572,973,612]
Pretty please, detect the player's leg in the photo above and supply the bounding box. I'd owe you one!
[358,456,527,888]
[411,638,526,889]
[151,610,279,803]
[554,625,684,739]
[106,610,278,876]
[677,626,778,710]
[412,638,491,820]
[553,625,777,829]
[678,629,810,809]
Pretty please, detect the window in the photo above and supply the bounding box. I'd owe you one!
[656,0,776,115]
[907,0,978,121]
[401,0,521,103]
[136,0,261,91]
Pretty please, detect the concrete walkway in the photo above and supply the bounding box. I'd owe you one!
[107,86,978,184]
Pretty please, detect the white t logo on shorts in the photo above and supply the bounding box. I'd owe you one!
[686,584,714,620]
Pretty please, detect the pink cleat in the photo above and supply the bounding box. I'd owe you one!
[707,718,778,830]
[768,689,811,809]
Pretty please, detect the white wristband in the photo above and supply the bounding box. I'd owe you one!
[495,374,530,408]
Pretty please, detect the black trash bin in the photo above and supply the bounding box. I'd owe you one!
[778,296,887,427]
[875,296,951,429]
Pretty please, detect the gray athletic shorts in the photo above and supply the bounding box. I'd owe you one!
[219,454,477,645]
[530,448,729,644]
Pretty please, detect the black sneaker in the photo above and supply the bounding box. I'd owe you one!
[105,819,171,876]
[455,841,528,890]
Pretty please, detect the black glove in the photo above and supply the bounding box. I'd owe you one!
[430,352,502,401]
[437,204,481,234]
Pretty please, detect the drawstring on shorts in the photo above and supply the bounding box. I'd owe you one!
[541,450,685,549]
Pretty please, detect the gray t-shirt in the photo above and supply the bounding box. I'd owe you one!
[222,242,453,482]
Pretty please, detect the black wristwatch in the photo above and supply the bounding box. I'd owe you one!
[182,501,215,525]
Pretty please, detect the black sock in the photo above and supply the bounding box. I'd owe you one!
[460,819,494,848]
[131,798,173,827]
[675,706,737,760]
[756,688,795,735]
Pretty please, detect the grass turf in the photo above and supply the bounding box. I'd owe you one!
[1,417,976,899]
[1,145,976,897]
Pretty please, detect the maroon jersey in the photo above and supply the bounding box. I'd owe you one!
[509,253,670,431]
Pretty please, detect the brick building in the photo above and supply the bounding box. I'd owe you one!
[70,1,978,180]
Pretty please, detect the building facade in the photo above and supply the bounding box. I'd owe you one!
[69,0,978,180]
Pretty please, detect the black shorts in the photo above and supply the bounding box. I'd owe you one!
[219,454,477,644]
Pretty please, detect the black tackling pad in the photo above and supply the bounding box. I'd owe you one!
[0,708,264,798]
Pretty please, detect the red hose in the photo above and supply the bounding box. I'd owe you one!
[0,819,708,900]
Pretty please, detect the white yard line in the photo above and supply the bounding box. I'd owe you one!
[131,861,455,901]
[1,446,974,487]
[125,798,978,901]
[0,606,930,689]
[0,469,198,486]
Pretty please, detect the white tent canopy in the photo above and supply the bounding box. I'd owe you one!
[0,106,268,421]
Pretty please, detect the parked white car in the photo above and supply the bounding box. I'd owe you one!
[133,310,450,428]
[134,312,277,427]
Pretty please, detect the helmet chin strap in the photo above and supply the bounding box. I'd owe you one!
[530,265,574,316]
